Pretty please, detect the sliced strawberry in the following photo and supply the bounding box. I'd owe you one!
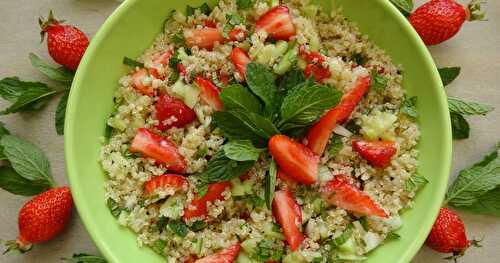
[155,94,197,131]
[272,189,304,251]
[320,175,388,218]
[306,75,372,155]
[195,243,240,263]
[183,182,231,221]
[148,50,173,80]
[255,6,296,41]
[203,19,217,28]
[230,47,251,80]
[304,64,331,83]
[183,255,198,263]
[217,70,231,86]
[132,69,154,96]
[228,28,248,42]
[143,174,188,196]
[130,128,187,173]
[194,76,223,111]
[299,46,326,64]
[352,139,397,169]
[268,135,319,185]
[184,28,224,50]
[277,169,298,189]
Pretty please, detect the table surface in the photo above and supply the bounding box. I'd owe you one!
[1,0,498,262]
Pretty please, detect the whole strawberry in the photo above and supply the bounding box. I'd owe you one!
[409,0,486,45]
[39,11,89,71]
[4,186,73,253]
[426,207,479,260]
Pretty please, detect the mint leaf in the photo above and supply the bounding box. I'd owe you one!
[0,122,11,160]
[1,83,56,115]
[29,53,74,84]
[0,77,55,107]
[198,149,255,184]
[223,140,264,161]
[189,220,207,231]
[168,220,189,237]
[55,92,69,135]
[213,110,279,147]
[278,83,341,131]
[328,135,343,157]
[278,66,306,92]
[62,253,107,263]
[106,198,125,218]
[438,67,460,86]
[450,112,470,140]
[386,232,401,240]
[448,97,494,116]
[152,239,167,255]
[237,0,254,9]
[400,96,418,118]
[194,146,208,159]
[0,166,51,196]
[171,31,187,47]
[371,73,388,93]
[265,159,277,209]
[405,173,428,192]
[389,0,413,16]
[220,84,261,113]
[461,186,500,216]
[226,13,245,26]
[245,63,279,113]
[123,56,144,68]
[0,135,54,184]
[446,144,500,208]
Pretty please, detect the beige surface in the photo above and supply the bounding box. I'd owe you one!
[0,0,498,262]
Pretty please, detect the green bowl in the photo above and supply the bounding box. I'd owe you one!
[65,0,452,262]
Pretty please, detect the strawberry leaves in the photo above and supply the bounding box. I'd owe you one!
[446,143,500,216]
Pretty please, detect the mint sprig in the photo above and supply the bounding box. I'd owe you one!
[438,67,461,86]
[448,97,494,116]
[223,140,264,162]
[62,253,107,263]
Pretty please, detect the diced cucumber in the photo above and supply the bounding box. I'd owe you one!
[241,238,259,255]
[338,236,357,254]
[255,41,289,66]
[363,231,382,252]
[172,78,200,108]
[108,116,127,131]
[177,47,189,60]
[274,43,298,75]
[172,10,186,23]
[302,5,319,18]
[268,0,280,7]
[297,57,307,70]
[235,252,258,263]
[263,221,285,240]
[159,195,184,220]
[230,178,253,196]
[283,251,306,263]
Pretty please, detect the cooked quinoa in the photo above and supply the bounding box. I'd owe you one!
[100,0,421,262]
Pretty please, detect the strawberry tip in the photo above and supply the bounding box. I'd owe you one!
[2,238,33,255]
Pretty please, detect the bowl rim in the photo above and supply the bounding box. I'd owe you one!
[65,0,452,262]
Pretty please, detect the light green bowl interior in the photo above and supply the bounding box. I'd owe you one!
[65,0,452,262]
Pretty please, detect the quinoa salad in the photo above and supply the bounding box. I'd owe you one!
[100,0,422,262]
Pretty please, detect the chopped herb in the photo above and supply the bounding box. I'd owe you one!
[450,112,470,140]
[222,24,232,39]
[107,198,124,218]
[265,159,277,209]
[246,194,265,207]
[123,56,144,68]
[405,173,428,192]
[352,53,367,66]
[359,217,369,230]
[226,13,246,26]
[400,96,418,118]
[371,73,388,93]
[253,240,284,261]
[104,124,113,140]
[151,239,167,255]
[168,220,189,237]
[332,224,353,247]
[168,50,181,70]
[386,232,401,240]
[328,135,343,157]
[438,67,460,86]
[156,216,168,232]
[236,0,255,9]
[344,119,361,134]
[171,31,186,47]
[194,146,208,159]
[190,220,208,231]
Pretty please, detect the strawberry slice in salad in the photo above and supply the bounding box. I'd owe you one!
[183,182,231,221]
[130,128,187,173]
[227,28,248,42]
[131,68,154,96]
[272,189,304,251]
[277,169,298,189]
[195,243,240,263]
[299,46,331,83]
[148,50,173,80]
[194,76,223,111]
[155,94,197,131]
[306,75,372,155]
[143,174,188,197]
[269,135,319,185]
[352,139,397,169]
[230,47,251,80]
[255,6,296,41]
[184,28,225,50]
[320,175,388,218]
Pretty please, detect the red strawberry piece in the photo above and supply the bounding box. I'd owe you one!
[306,75,371,155]
[299,46,326,64]
[409,0,485,46]
[183,182,231,221]
[155,94,197,131]
[321,175,388,218]
[143,174,188,196]
[272,189,304,251]
[4,187,73,253]
[217,70,231,86]
[129,128,187,173]
[184,28,225,50]
[194,76,223,111]
[277,169,298,189]
[426,207,478,258]
[131,68,154,96]
[268,135,319,185]
[228,28,248,42]
[351,139,397,169]
[230,47,251,80]
[183,255,198,263]
[148,50,174,80]
[203,19,218,28]
[39,11,89,71]
[304,64,331,83]
[255,6,296,41]
[195,243,240,263]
